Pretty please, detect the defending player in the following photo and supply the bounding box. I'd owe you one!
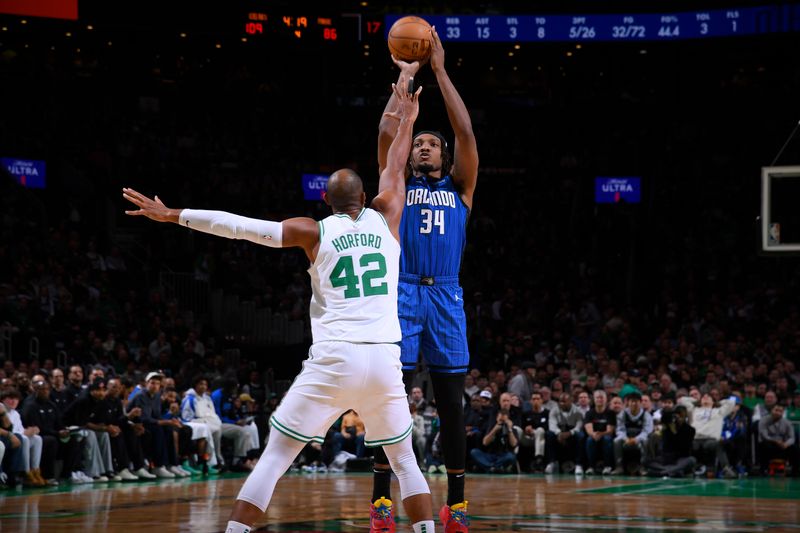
[123,83,437,533]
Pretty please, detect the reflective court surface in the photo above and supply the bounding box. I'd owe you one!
[1,473,799,532]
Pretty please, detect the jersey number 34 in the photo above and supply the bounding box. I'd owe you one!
[420,208,445,234]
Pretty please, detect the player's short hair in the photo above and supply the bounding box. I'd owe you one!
[414,130,448,149]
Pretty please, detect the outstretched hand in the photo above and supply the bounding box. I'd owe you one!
[391,54,422,76]
[383,81,422,123]
[429,25,444,73]
[122,187,176,223]
[390,55,421,105]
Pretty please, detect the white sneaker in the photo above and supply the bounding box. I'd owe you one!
[177,465,193,477]
[585,467,595,475]
[575,465,584,476]
[544,462,558,475]
[109,473,123,482]
[602,466,613,475]
[135,467,157,479]
[168,465,189,477]
[154,466,175,478]
[93,475,109,482]
[78,471,95,483]
[119,468,139,481]
[71,471,90,484]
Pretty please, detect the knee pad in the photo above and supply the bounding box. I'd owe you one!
[384,439,430,499]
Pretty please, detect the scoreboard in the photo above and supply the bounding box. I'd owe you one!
[386,4,800,43]
[241,11,381,42]
[236,4,798,44]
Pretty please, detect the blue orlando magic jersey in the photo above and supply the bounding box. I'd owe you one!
[400,175,469,278]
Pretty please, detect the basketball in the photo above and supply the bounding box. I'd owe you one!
[387,16,432,63]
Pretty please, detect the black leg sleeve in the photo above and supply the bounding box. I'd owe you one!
[430,372,467,471]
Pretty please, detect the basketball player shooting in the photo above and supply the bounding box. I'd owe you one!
[370,25,479,533]
[122,83,438,533]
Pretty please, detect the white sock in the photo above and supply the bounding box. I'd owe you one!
[225,521,251,533]
[413,520,435,533]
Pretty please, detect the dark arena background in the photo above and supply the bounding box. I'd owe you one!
[1,0,799,531]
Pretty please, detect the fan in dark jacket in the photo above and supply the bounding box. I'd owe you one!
[645,405,696,478]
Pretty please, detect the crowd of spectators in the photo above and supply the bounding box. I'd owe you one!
[1,9,800,488]
[1,348,798,487]
[0,362,267,487]
[320,364,798,479]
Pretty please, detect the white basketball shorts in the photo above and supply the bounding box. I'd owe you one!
[269,341,412,447]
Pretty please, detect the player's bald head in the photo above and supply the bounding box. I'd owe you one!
[325,169,365,212]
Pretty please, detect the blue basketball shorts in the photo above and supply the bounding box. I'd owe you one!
[397,279,469,374]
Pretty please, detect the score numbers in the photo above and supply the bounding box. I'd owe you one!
[243,12,376,42]
[245,12,267,35]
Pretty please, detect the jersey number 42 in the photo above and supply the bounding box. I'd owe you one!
[329,253,388,299]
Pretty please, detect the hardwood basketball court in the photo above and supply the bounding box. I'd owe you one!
[1,473,798,532]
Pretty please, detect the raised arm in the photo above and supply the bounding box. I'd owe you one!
[718,398,735,419]
[429,25,479,207]
[122,189,320,261]
[677,396,696,416]
[378,57,421,176]
[371,82,421,240]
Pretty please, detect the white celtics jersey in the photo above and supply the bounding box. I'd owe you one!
[309,207,401,344]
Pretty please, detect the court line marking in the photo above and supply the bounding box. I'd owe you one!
[0,473,248,499]
[573,481,669,493]
[577,478,800,499]
[450,514,800,529]
[610,483,693,495]
[510,521,765,531]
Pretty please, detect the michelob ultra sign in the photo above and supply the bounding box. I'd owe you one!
[302,173,329,200]
[2,158,46,189]
[595,176,641,204]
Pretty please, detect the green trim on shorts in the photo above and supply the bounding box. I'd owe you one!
[270,417,325,444]
[364,421,413,447]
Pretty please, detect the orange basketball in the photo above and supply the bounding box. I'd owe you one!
[387,16,432,63]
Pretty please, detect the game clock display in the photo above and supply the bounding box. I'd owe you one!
[385,4,799,42]
[242,12,381,42]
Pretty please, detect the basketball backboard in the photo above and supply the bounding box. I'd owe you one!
[760,165,800,254]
